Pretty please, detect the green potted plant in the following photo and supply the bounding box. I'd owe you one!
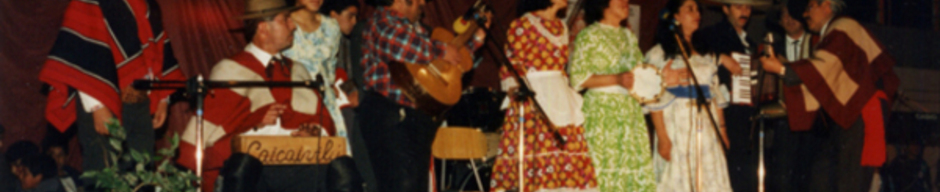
[81,119,199,192]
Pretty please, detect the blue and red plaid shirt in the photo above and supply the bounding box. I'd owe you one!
[361,7,482,108]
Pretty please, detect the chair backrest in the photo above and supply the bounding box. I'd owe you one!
[432,127,487,160]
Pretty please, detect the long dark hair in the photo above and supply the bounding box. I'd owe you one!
[366,0,394,7]
[516,0,554,17]
[582,0,611,25]
[653,0,708,59]
[320,0,360,15]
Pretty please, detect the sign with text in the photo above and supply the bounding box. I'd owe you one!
[233,136,346,165]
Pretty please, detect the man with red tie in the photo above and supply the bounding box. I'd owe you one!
[175,0,339,191]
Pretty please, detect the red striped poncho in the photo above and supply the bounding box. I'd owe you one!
[783,17,899,167]
[176,51,334,191]
[39,0,183,132]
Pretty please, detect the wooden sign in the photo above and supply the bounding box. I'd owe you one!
[233,136,346,165]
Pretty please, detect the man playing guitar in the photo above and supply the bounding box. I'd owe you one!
[358,0,487,191]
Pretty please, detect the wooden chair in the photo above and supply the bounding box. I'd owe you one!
[432,126,488,191]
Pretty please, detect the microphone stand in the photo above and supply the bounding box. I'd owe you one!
[474,18,566,192]
[672,32,727,192]
[134,76,326,191]
[752,33,774,192]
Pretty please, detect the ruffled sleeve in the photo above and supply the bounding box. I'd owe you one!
[642,45,676,112]
[500,19,529,92]
[568,25,611,91]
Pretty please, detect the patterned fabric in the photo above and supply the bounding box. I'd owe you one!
[360,7,482,107]
[282,14,350,143]
[568,23,654,191]
[645,45,732,192]
[39,0,182,132]
[177,51,333,192]
[490,13,598,192]
[783,17,898,166]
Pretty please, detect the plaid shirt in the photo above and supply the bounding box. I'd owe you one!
[361,7,482,108]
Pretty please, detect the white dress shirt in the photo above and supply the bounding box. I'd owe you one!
[239,43,328,136]
[738,31,751,54]
[239,43,293,136]
[786,33,806,61]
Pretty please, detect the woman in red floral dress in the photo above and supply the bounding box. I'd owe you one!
[489,0,598,191]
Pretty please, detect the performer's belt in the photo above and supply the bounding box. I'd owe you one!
[666,85,713,99]
[588,85,629,95]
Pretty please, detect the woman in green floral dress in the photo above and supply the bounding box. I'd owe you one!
[568,0,655,191]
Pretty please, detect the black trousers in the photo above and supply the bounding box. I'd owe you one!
[765,118,826,192]
[358,92,438,192]
[344,106,378,192]
[76,99,154,189]
[724,105,759,192]
[256,165,329,191]
[216,155,361,192]
[809,116,875,192]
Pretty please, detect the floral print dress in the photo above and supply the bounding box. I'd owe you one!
[645,44,732,192]
[569,22,655,191]
[489,13,598,192]
[282,15,350,150]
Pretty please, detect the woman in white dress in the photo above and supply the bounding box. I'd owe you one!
[646,0,741,191]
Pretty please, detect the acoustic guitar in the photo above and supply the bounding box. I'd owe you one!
[388,3,488,116]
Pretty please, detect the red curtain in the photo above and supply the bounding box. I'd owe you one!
[161,0,248,77]
[0,0,250,169]
[0,0,71,150]
[0,0,73,168]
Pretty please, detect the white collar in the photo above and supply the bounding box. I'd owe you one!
[820,17,834,37]
[523,12,568,47]
[738,30,750,47]
[598,22,619,29]
[245,43,282,67]
[786,33,805,44]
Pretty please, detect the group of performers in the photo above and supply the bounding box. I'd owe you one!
[34,0,898,191]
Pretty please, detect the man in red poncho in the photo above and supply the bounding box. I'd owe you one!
[761,0,900,191]
[39,0,183,190]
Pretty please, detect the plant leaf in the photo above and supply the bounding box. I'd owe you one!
[123,173,139,185]
[81,171,98,179]
[157,148,173,157]
[157,159,170,172]
[171,133,180,149]
[84,120,198,192]
[106,118,126,140]
[129,149,145,163]
[109,139,123,153]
